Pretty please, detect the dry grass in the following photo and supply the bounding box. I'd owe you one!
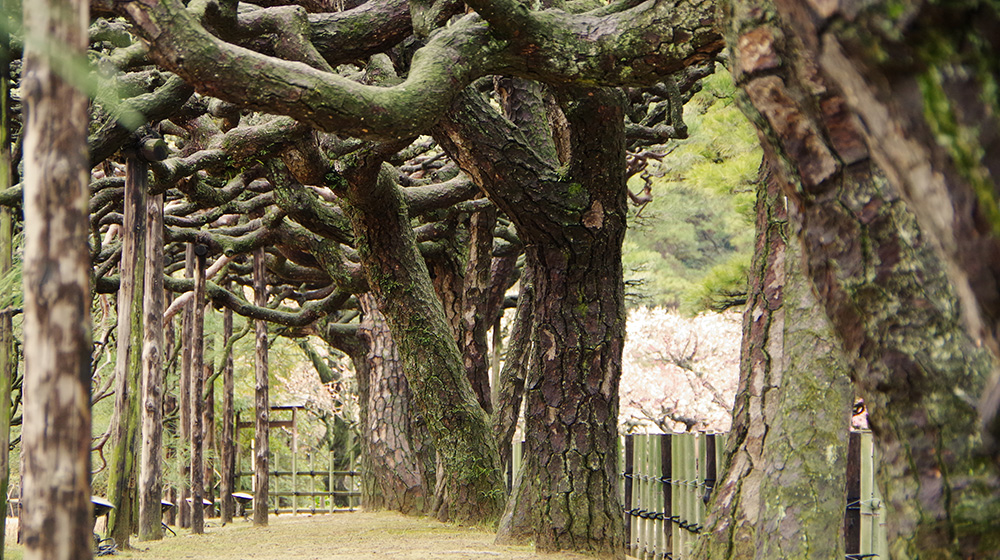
[5,511,602,560]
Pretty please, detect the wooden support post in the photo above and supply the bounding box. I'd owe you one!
[252,247,270,526]
[220,300,235,524]
[179,245,194,528]
[19,3,94,554]
[138,192,165,541]
[190,244,207,534]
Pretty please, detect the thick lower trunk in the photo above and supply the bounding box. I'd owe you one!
[725,2,1000,556]
[20,0,94,556]
[496,239,625,557]
[356,294,433,514]
[138,193,165,541]
[342,158,505,525]
[438,84,628,557]
[252,247,270,526]
[697,164,852,559]
[107,155,148,548]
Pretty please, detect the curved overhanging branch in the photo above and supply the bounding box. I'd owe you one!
[121,0,507,139]
[120,0,720,139]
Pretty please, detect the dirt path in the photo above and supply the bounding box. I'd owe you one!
[83,512,598,560]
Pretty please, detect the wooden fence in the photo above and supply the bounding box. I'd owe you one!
[621,431,888,559]
[236,448,361,515]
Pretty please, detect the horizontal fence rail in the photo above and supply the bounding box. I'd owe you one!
[621,431,887,560]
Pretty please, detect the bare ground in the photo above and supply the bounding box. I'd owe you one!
[6,511,602,560]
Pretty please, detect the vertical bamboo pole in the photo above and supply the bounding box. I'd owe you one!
[860,432,874,555]
[190,245,207,534]
[636,435,646,559]
[623,435,634,557]
[694,434,704,535]
[252,247,270,525]
[845,432,861,557]
[650,435,662,559]
[660,434,672,559]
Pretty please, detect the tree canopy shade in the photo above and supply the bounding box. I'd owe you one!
[0,0,721,556]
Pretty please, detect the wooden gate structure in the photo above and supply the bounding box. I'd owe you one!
[236,403,360,514]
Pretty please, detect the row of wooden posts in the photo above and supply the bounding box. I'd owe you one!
[619,432,888,560]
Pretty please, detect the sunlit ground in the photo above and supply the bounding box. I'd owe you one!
[5,511,600,560]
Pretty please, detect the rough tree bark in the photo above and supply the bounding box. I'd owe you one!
[138,191,165,541]
[20,0,94,557]
[764,2,1000,451]
[252,246,270,526]
[189,245,207,534]
[340,150,506,525]
[438,84,627,556]
[460,206,496,414]
[107,152,148,548]
[697,162,852,559]
[725,1,1000,556]
[356,294,433,514]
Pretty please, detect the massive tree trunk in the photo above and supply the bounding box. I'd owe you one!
[252,246,270,526]
[340,150,505,525]
[766,3,1000,450]
[107,153,148,548]
[725,1,1000,556]
[356,294,433,514]
[697,163,852,559]
[189,245,207,534]
[20,0,94,557]
[138,192,165,541]
[438,84,626,556]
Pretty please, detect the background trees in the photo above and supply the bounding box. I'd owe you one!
[7,0,1000,558]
